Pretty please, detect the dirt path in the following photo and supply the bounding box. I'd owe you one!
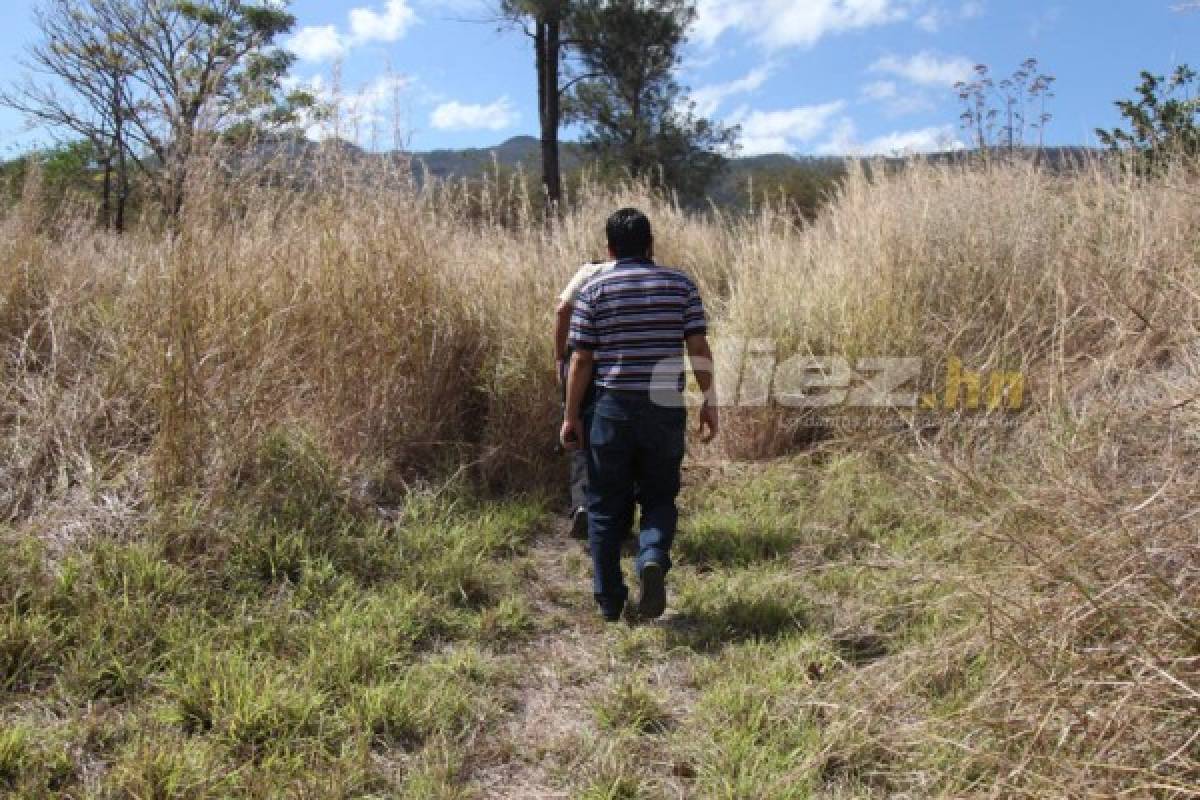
[474,520,700,799]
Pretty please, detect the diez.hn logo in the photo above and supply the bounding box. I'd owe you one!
[652,339,1026,413]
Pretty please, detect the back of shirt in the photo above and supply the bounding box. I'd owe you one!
[559,260,616,306]
[568,258,708,393]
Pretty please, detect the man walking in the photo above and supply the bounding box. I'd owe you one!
[555,258,614,539]
[560,209,718,622]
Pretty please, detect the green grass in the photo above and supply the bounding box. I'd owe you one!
[0,723,73,796]
[101,732,234,799]
[487,454,993,799]
[674,510,797,568]
[594,677,672,734]
[352,646,506,748]
[0,725,32,790]
[668,566,814,650]
[0,437,1040,797]
[0,611,62,694]
[654,457,1005,798]
[0,427,551,798]
[576,774,649,800]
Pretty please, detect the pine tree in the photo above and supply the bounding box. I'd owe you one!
[565,0,739,201]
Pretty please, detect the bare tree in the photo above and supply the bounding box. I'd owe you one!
[4,0,310,224]
[101,0,304,219]
[2,0,136,230]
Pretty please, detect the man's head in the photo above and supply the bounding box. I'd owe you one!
[606,208,653,260]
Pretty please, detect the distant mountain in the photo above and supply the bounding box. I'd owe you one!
[406,136,829,181]
[407,135,1096,169]
[229,134,1101,208]
[412,136,537,180]
[405,136,1099,185]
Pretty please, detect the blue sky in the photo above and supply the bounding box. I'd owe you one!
[1,0,1197,158]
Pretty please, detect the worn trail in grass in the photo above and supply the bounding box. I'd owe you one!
[477,514,699,799]
[474,454,980,799]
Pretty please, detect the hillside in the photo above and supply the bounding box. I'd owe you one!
[405,134,1096,178]
[225,134,1098,214]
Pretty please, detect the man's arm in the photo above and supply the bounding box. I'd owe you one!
[686,333,719,443]
[555,262,598,383]
[560,349,595,449]
[554,299,574,382]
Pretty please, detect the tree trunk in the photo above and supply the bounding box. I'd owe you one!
[629,91,643,177]
[100,153,113,230]
[535,9,563,210]
[168,164,186,223]
[111,74,127,233]
[114,143,127,234]
[163,127,193,225]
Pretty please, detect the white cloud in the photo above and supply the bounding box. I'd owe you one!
[288,25,346,62]
[729,101,847,155]
[871,51,975,86]
[342,74,412,118]
[349,0,417,43]
[916,9,942,31]
[862,125,963,154]
[692,65,773,117]
[292,73,413,144]
[960,1,985,19]
[694,0,907,49]
[431,97,519,131]
[818,117,859,155]
[288,1,418,63]
[726,92,963,156]
[862,80,898,101]
[1029,6,1062,38]
[860,80,935,117]
[913,1,984,32]
[885,94,936,117]
[818,120,964,155]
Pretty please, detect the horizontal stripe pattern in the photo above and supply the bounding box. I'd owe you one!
[568,258,707,392]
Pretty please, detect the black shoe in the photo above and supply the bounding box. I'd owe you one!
[596,591,627,623]
[569,506,588,540]
[599,598,625,622]
[638,562,666,620]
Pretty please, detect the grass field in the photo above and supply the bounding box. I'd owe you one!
[1,153,1197,797]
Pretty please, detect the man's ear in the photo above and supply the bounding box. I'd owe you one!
[607,244,616,259]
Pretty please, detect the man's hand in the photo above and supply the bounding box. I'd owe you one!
[560,415,585,450]
[698,400,719,444]
[686,333,718,444]
[563,350,595,450]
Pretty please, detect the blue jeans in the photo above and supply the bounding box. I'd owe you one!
[585,390,687,614]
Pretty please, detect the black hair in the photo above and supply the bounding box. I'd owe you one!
[606,208,653,259]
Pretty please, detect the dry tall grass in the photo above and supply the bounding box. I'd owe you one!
[1,150,1196,793]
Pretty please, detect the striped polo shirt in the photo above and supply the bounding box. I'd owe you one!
[568,257,708,393]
